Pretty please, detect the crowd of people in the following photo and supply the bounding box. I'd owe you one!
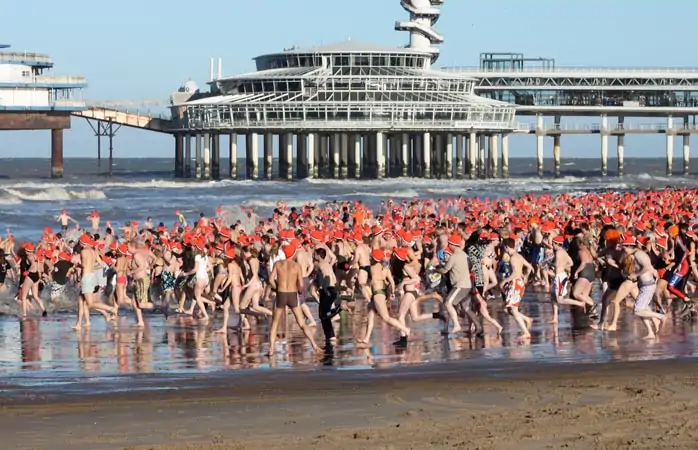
[0,188,696,353]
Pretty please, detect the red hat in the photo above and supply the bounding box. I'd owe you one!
[79,234,95,247]
[621,235,637,246]
[657,237,668,250]
[393,247,409,261]
[552,235,565,245]
[371,249,385,261]
[283,244,298,260]
[447,234,462,247]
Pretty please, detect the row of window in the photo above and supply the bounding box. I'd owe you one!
[256,54,429,71]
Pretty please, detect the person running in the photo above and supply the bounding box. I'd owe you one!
[267,244,319,355]
[499,238,534,339]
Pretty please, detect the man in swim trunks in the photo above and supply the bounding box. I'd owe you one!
[267,244,319,356]
[294,242,317,327]
[500,238,534,339]
[73,234,114,330]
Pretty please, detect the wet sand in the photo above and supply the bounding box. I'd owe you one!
[3,289,698,449]
[2,359,698,450]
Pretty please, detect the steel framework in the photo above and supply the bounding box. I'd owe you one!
[443,67,698,90]
[176,48,515,132]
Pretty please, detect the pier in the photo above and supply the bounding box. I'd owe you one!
[4,2,698,180]
[0,44,86,178]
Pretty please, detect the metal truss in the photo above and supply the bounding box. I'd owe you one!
[176,61,515,132]
[442,70,698,91]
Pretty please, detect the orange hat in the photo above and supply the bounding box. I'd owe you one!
[57,252,71,262]
[401,231,414,244]
[657,237,668,250]
[621,235,637,246]
[371,248,385,261]
[393,248,409,261]
[224,247,237,260]
[447,233,462,247]
[552,235,565,245]
[79,234,95,247]
[283,244,298,260]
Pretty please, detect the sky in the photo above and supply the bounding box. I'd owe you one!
[1,0,696,159]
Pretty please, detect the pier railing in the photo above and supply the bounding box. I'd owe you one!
[442,66,698,74]
[0,51,52,65]
[36,75,87,85]
[514,122,698,132]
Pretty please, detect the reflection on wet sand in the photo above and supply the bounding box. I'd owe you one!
[1,289,698,387]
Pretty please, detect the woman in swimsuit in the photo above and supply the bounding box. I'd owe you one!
[571,238,597,313]
[395,248,440,337]
[17,245,47,318]
[113,244,133,317]
[357,249,410,346]
[239,246,272,318]
[214,247,249,333]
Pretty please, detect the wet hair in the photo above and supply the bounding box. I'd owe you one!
[314,247,327,260]
[502,238,516,249]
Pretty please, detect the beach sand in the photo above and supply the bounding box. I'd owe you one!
[3,359,698,450]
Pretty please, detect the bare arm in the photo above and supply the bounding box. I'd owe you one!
[269,264,278,290]
[296,266,303,294]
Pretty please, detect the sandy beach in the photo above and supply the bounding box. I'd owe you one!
[2,359,697,450]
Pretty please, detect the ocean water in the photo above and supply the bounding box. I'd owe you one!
[0,157,696,243]
[1,157,698,385]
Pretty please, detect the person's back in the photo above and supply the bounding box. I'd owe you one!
[445,248,472,289]
[275,259,301,294]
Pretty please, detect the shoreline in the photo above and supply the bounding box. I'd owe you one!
[2,358,697,449]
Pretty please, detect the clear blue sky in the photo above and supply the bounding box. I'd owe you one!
[1,0,694,159]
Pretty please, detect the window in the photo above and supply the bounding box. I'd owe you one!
[21,70,30,77]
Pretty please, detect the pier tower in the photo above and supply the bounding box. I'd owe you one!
[0,44,87,178]
[171,1,516,180]
[395,0,445,65]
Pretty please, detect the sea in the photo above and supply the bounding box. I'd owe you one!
[0,156,696,243]
[1,156,698,387]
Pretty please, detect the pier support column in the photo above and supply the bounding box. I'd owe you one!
[478,135,486,178]
[211,134,220,180]
[617,116,625,177]
[376,131,385,179]
[553,135,561,178]
[666,115,674,176]
[401,133,409,177]
[297,134,308,179]
[330,134,340,179]
[195,134,203,180]
[536,114,544,178]
[617,135,625,178]
[339,134,349,179]
[264,133,274,180]
[349,133,361,178]
[50,128,64,179]
[228,133,238,179]
[601,114,609,177]
[308,133,317,178]
[413,135,423,177]
[468,132,477,179]
[422,132,431,179]
[683,116,690,176]
[319,134,329,178]
[432,134,442,178]
[683,134,690,176]
[490,134,498,178]
[501,134,509,178]
[455,134,464,178]
[246,133,259,180]
[445,133,454,178]
[203,133,211,180]
[184,135,192,178]
[174,134,184,178]
[283,133,293,180]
